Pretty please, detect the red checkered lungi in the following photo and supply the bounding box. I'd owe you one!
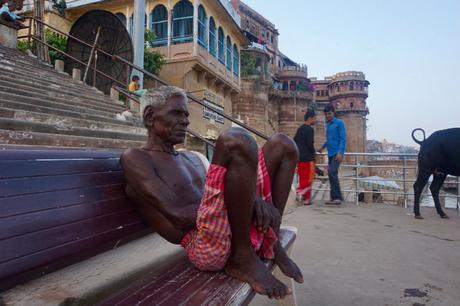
[180,149,278,271]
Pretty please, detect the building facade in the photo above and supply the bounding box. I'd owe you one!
[36,0,248,156]
[233,1,313,145]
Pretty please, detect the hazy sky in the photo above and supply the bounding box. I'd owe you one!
[243,0,460,146]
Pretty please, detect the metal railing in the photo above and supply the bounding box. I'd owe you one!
[310,152,460,211]
[18,16,270,145]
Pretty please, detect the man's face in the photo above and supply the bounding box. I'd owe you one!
[325,111,334,122]
[306,116,317,126]
[147,95,190,145]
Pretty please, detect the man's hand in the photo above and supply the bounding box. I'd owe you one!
[335,153,343,162]
[253,196,281,233]
[317,148,324,153]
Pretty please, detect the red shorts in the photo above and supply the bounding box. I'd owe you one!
[180,149,278,271]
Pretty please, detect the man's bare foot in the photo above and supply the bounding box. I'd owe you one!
[225,250,292,299]
[273,242,304,283]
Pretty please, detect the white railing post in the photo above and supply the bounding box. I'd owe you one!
[355,154,359,206]
[403,156,407,208]
[457,176,460,211]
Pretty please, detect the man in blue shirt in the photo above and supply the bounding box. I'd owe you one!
[319,104,346,205]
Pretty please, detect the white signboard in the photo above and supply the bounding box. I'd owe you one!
[203,100,224,124]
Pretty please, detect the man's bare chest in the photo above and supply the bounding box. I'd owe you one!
[153,156,204,199]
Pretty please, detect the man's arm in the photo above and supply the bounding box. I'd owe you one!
[306,127,315,156]
[120,148,195,230]
[338,120,346,155]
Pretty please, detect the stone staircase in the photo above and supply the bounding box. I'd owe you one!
[0,44,147,149]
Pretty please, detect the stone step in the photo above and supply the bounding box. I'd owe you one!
[0,47,127,108]
[0,55,90,88]
[0,128,144,149]
[0,83,123,115]
[0,47,55,70]
[0,57,114,98]
[0,65,120,106]
[0,47,79,77]
[0,73,124,110]
[0,90,130,120]
[0,98,142,127]
[0,106,146,136]
[0,117,147,142]
[0,50,125,95]
[0,46,146,150]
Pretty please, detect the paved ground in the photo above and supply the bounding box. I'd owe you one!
[251,201,460,306]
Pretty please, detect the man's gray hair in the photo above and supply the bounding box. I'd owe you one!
[140,85,188,116]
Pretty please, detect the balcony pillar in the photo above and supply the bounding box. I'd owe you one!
[132,0,145,86]
[192,0,199,56]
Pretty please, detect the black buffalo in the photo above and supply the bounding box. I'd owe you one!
[412,128,460,219]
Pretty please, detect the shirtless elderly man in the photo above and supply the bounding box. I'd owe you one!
[121,86,303,299]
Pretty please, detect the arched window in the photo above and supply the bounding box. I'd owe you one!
[115,13,126,27]
[172,0,193,44]
[129,13,147,36]
[150,5,168,46]
[233,44,239,76]
[197,5,207,48]
[208,17,216,57]
[218,27,225,64]
[226,36,232,70]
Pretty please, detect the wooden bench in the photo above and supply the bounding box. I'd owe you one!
[0,147,298,305]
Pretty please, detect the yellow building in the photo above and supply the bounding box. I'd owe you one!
[39,0,248,156]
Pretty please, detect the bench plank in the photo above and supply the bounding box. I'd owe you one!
[0,159,121,179]
[0,210,142,263]
[0,197,130,240]
[0,171,125,197]
[0,184,126,217]
[0,222,148,291]
[0,148,122,160]
[99,228,296,306]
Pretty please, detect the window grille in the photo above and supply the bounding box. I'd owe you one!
[172,0,193,44]
[198,5,207,48]
[218,27,225,64]
[209,17,216,57]
[150,5,168,46]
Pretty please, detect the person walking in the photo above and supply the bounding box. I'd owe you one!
[319,104,346,205]
[294,110,317,205]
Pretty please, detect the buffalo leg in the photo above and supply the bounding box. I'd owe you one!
[413,167,431,219]
[430,173,448,218]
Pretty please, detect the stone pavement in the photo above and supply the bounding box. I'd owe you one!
[252,201,460,306]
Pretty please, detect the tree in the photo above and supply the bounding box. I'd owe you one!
[240,52,258,77]
[143,29,166,75]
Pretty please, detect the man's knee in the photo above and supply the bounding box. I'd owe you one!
[214,127,258,165]
[268,133,299,161]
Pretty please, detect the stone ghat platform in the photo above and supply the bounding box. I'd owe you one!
[252,201,460,306]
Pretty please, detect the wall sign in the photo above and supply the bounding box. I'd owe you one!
[203,91,224,124]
